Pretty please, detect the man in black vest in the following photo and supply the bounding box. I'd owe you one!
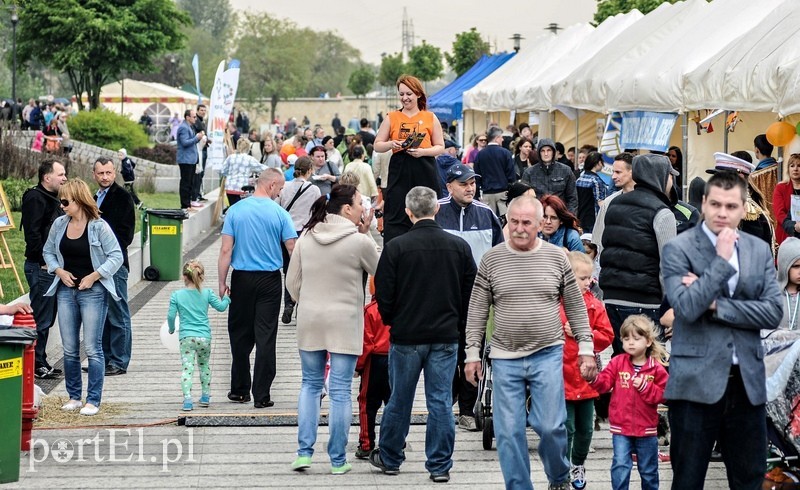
[22,160,67,379]
[92,157,135,375]
[599,154,677,355]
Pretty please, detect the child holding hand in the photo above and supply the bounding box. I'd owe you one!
[167,260,230,411]
[590,314,668,490]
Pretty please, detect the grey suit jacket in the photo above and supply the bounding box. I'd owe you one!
[661,225,782,405]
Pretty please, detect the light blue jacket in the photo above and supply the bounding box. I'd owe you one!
[43,216,123,300]
[176,120,199,165]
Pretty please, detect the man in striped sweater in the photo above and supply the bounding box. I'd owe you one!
[464,195,597,490]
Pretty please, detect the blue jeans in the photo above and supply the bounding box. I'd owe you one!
[611,434,658,490]
[24,261,57,368]
[296,350,357,467]
[493,346,570,489]
[102,266,132,370]
[57,282,108,406]
[379,343,457,475]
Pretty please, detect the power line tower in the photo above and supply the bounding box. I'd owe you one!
[401,7,415,58]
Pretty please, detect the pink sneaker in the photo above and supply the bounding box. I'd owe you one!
[190,201,203,208]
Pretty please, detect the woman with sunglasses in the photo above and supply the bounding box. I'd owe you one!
[43,178,122,416]
[539,194,585,252]
[467,133,487,164]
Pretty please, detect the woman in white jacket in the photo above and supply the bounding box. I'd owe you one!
[286,184,378,475]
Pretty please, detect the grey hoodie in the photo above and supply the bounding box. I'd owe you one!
[777,237,800,329]
[632,154,671,200]
[537,138,556,164]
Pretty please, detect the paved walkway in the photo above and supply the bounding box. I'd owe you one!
[11,227,731,488]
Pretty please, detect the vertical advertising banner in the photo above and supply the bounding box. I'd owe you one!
[208,60,241,170]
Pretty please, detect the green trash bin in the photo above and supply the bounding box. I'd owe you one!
[0,327,36,484]
[144,209,189,281]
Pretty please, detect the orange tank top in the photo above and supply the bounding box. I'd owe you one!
[387,110,435,153]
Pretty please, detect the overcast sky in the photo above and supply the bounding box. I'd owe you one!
[229,0,598,65]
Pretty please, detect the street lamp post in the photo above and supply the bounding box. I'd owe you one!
[11,5,18,110]
[509,33,524,53]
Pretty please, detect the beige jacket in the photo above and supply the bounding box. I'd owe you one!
[286,213,379,355]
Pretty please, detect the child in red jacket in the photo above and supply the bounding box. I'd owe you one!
[591,314,668,490]
[561,252,615,489]
[355,277,391,459]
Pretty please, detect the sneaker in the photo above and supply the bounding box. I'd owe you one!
[429,471,450,483]
[199,394,210,407]
[35,366,57,379]
[80,404,100,416]
[331,462,352,475]
[658,451,671,463]
[190,201,203,208]
[61,399,83,411]
[549,482,570,490]
[355,446,371,460]
[368,448,399,475]
[197,197,208,202]
[183,399,193,411]
[44,364,63,375]
[291,455,312,471]
[281,305,294,324]
[457,415,478,432]
[570,464,586,489]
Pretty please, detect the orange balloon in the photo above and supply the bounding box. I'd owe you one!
[280,141,296,164]
[766,121,796,147]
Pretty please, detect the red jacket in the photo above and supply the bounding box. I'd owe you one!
[560,291,614,401]
[591,355,668,437]
[773,181,794,245]
[356,299,390,373]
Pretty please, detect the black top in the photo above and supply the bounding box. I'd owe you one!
[60,225,93,284]
[21,185,64,264]
[96,182,135,269]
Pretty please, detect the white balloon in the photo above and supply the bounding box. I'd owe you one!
[160,318,180,353]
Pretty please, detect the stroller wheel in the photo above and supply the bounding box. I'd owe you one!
[474,401,484,430]
[483,416,494,450]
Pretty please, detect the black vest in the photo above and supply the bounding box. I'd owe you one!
[600,187,668,304]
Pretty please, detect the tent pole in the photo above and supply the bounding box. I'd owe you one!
[723,111,729,153]
[682,112,688,191]
[550,111,556,140]
[575,115,579,157]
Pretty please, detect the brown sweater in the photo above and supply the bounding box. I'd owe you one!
[465,240,593,362]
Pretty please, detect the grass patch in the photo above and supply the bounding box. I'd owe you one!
[0,193,180,299]
[34,394,127,427]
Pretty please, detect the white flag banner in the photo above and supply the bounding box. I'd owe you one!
[208,60,240,170]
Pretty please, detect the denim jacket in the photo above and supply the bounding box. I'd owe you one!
[42,215,123,299]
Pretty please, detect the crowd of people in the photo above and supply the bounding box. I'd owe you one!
[11,73,798,489]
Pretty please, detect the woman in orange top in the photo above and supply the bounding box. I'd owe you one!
[374,75,445,243]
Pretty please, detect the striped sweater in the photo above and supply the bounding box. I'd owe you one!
[465,240,593,362]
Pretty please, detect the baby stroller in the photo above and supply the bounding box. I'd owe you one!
[474,344,495,450]
[763,329,800,480]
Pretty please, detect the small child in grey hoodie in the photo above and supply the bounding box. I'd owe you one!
[777,237,800,330]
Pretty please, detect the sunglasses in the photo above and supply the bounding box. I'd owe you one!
[478,139,487,142]
[59,199,71,207]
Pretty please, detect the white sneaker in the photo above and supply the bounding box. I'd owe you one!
[61,399,83,411]
[80,404,100,416]
[457,415,478,431]
[570,464,586,489]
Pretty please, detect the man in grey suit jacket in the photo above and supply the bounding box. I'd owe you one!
[661,171,782,489]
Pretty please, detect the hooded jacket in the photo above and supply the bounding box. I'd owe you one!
[436,153,460,197]
[286,213,380,355]
[777,237,800,329]
[668,181,700,235]
[600,154,675,304]
[521,138,578,213]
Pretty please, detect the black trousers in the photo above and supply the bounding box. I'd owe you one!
[228,270,282,403]
[357,354,390,450]
[452,331,478,416]
[178,163,195,208]
[669,366,766,490]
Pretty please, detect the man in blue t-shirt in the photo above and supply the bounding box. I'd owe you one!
[219,168,297,408]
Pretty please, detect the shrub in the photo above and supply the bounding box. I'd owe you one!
[69,109,149,151]
[2,177,35,211]
[132,144,176,166]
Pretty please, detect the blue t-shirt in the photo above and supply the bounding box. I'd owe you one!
[221,196,297,271]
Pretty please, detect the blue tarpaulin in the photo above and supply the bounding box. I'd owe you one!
[429,52,516,122]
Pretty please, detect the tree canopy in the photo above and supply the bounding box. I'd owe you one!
[379,52,406,88]
[445,28,490,77]
[406,41,443,83]
[177,0,235,39]
[347,65,375,98]
[16,0,190,110]
[594,0,680,25]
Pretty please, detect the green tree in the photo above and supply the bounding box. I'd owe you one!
[305,30,361,97]
[378,52,406,88]
[347,65,375,98]
[444,28,490,77]
[177,0,235,39]
[406,41,443,83]
[232,12,314,121]
[16,0,190,111]
[594,0,680,25]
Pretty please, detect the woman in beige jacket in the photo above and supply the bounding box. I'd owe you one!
[286,184,379,475]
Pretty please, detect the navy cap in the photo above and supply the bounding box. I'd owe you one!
[446,163,479,183]
[445,140,460,150]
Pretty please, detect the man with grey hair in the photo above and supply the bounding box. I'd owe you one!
[464,195,596,490]
[371,186,476,482]
[473,126,517,216]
